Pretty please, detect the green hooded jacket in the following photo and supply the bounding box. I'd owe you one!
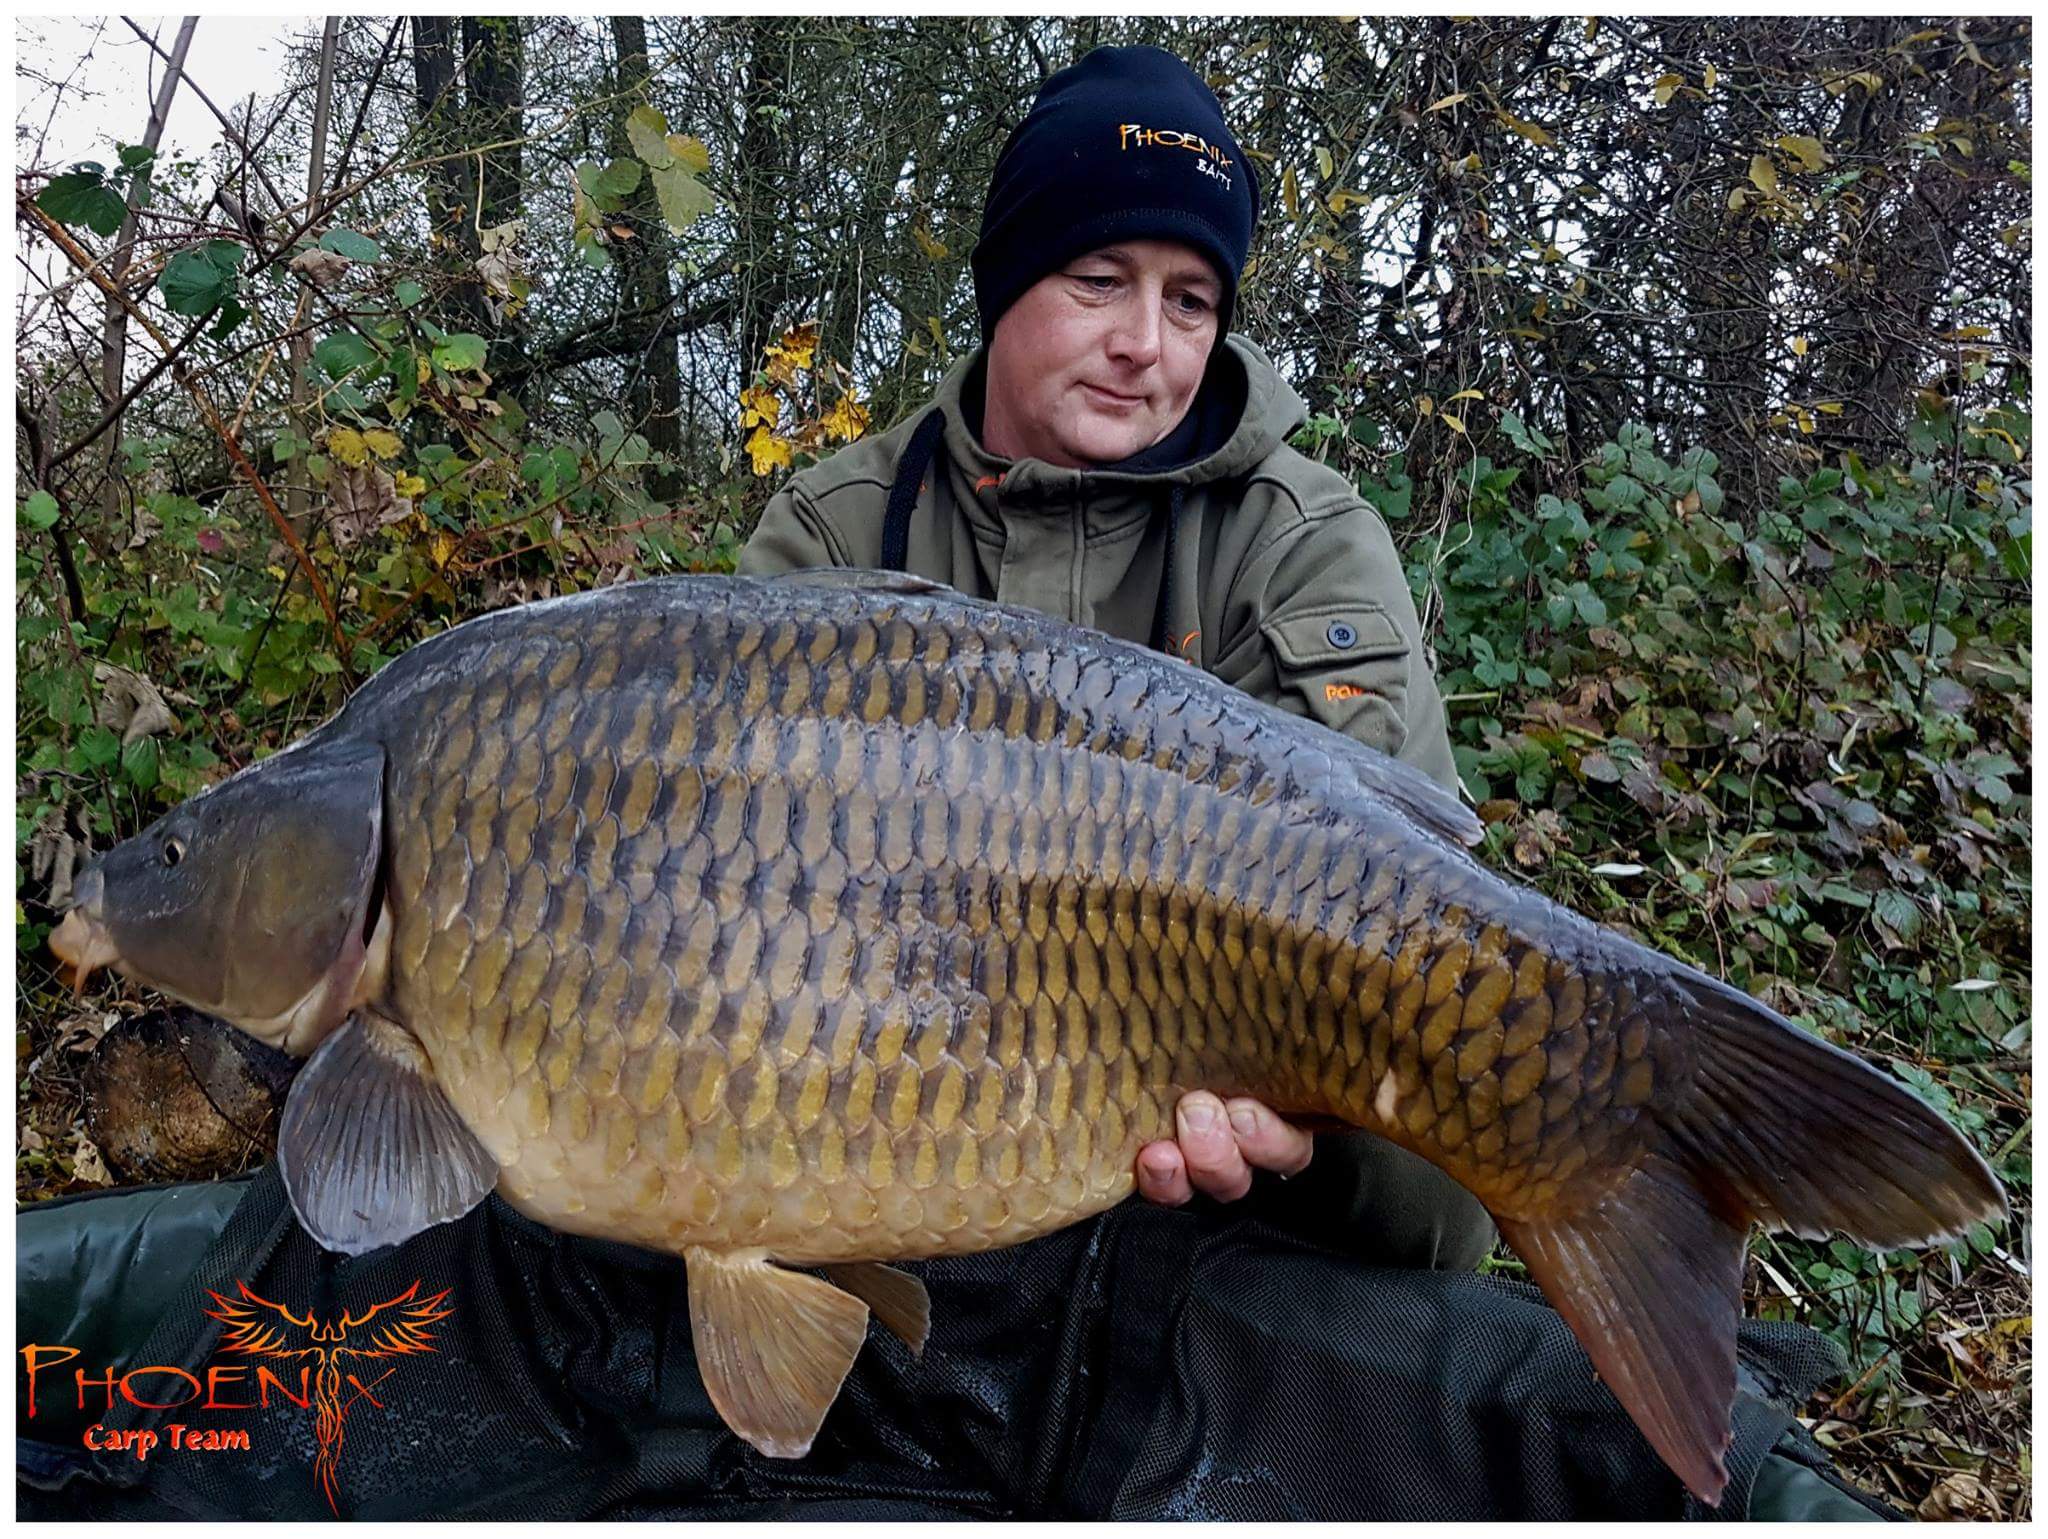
[739,335,1459,795]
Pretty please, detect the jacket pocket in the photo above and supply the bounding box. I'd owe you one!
[1259,602,1407,670]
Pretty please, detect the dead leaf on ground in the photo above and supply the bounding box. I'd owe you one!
[93,663,178,745]
[68,1128,112,1188]
[1919,1471,2004,1521]
[127,508,163,549]
[28,819,80,910]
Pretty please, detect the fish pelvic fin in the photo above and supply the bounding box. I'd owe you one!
[822,1262,931,1356]
[1667,968,2008,1248]
[1498,1147,1745,1506]
[684,1249,870,1460]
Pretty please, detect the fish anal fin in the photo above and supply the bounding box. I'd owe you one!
[1497,1148,1746,1507]
[277,1011,498,1257]
[822,1261,930,1355]
[685,1248,870,1459]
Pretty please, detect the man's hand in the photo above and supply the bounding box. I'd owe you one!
[1135,1091,1315,1205]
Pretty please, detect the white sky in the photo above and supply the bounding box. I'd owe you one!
[18,15,308,172]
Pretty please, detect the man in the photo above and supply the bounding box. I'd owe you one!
[741,43,1492,1267]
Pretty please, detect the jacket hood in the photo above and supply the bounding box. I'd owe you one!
[925,334,1308,503]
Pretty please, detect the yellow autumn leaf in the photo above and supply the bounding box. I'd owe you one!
[361,427,404,460]
[821,393,870,444]
[1776,134,1828,172]
[1703,63,1718,92]
[1282,165,1300,221]
[912,224,950,261]
[1314,145,1335,180]
[1791,337,1808,356]
[745,425,794,476]
[1654,73,1685,106]
[1499,111,1554,148]
[328,427,368,467]
[739,385,781,430]
[1416,394,1435,418]
[1447,389,1484,403]
[768,321,818,372]
[1815,401,1844,415]
[394,472,427,498]
[1425,92,1468,113]
[429,529,459,568]
[666,133,710,173]
[1728,187,1751,212]
[1441,413,1467,435]
[1540,243,1563,263]
[1749,154,1778,195]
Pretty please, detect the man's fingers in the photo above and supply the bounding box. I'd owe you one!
[1136,1140,1194,1206]
[1222,1097,1315,1178]
[1175,1092,1252,1201]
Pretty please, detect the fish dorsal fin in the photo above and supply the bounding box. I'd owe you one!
[1343,745,1483,847]
[277,1011,499,1256]
[822,1261,930,1355]
[765,567,953,597]
[685,1248,871,1458]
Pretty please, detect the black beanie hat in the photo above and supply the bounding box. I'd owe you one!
[972,45,1260,340]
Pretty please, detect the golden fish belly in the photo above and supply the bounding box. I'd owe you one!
[374,598,1666,1264]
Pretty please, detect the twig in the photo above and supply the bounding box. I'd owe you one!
[25,195,355,685]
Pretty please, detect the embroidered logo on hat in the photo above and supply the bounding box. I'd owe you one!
[1117,123,1235,189]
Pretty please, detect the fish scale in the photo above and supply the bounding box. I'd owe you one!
[54,573,2003,1496]
[366,585,1638,1262]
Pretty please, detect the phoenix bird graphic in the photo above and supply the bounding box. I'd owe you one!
[204,1278,453,1514]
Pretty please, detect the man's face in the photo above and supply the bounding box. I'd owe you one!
[982,239,1223,469]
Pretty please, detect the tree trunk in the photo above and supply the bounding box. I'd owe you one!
[410,16,487,330]
[611,15,684,502]
[98,15,198,527]
[287,16,341,535]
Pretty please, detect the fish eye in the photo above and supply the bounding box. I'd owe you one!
[163,836,186,868]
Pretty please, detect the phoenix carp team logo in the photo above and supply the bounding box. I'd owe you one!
[204,1279,454,1515]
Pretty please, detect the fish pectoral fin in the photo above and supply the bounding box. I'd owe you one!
[277,1011,499,1257]
[1497,1147,1745,1508]
[822,1262,931,1356]
[685,1248,871,1460]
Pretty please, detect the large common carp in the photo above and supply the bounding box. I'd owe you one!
[51,572,2003,1502]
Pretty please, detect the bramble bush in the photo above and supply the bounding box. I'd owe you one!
[1323,391,2030,1472]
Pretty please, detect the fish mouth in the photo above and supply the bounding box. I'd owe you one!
[49,866,119,994]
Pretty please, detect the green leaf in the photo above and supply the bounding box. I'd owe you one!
[159,244,241,314]
[77,726,122,771]
[22,491,60,530]
[209,299,249,339]
[596,158,643,198]
[319,227,382,262]
[625,104,672,165]
[649,163,714,233]
[432,333,488,372]
[38,169,126,237]
[395,279,425,308]
[120,736,160,792]
[314,333,378,378]
[117,143,157,171]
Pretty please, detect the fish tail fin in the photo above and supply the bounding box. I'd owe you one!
[1665,968,2007,1248]
[1499,970,2006,1507]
